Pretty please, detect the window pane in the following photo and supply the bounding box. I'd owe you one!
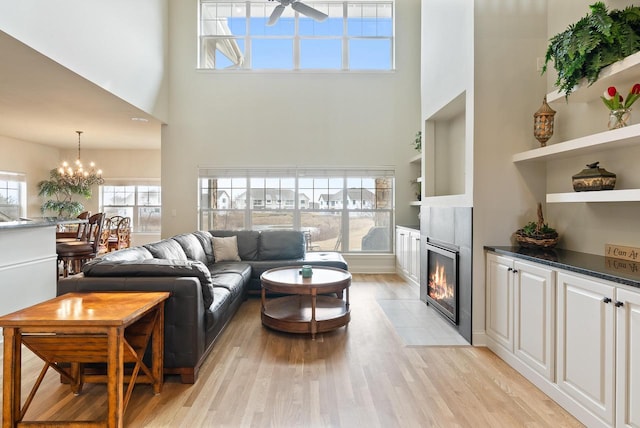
[349,38,391,70]
[252,211,293,230]
[301,212,341,251]
[300,39,342,69]
[0,173,26,220]
[252,38,293,69]
[104,207,134,220]
[299,14,339,37]
[138,207,161,233]
[208,210,245,230]
[350,211,391,252]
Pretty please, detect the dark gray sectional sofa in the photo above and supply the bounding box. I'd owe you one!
[56,229,347,383]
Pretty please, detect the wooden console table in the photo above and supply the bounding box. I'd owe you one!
[260,266,351,339]
[0,291,169,428]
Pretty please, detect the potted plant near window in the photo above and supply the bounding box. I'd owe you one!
[37,169,100,218]
[542,2,640,97]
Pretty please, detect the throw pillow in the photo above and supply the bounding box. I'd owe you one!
[212,236,241,262]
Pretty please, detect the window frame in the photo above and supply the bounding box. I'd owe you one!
[198,167,395,253]
[198,0,395,71]
[0,171,26,221]
[99,182,162,234]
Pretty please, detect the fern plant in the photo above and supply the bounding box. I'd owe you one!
[542,2,640,97]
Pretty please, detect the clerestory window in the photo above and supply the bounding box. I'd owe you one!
[198,0,394,71]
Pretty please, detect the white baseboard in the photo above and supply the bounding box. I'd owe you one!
[342,253,396,274]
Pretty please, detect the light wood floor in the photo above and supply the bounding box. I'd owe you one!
[1,274,583,427]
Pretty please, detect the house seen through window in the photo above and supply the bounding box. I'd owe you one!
[198,168,394,253]
[198,0,394,70]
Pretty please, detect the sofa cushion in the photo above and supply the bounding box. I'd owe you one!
[99,246,154,262]
[210,230,260,260]
[212,236,241,262]
[210,262,252,301]
[82,259,215,309]
[259,230,305,260]
[144,239,188,260]
[193,230,215,264]
[173,233,208,264]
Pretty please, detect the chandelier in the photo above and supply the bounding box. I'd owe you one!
[57,131,104,188]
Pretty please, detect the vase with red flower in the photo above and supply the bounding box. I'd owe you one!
[602,84,640,130]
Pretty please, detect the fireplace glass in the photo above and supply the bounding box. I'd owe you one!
[425,242,458,324]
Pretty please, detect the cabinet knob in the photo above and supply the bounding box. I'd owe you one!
[602,297,612,304]
[512,269,518,274]
[615,301,624,307]
[507,267,513,272]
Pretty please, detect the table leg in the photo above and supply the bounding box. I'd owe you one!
[346,285,350,308]
[311,288,317,340]
[107,327,125,428]
[70,363,84,395]
[261,287,266,313]
[3,328,21,428]
[152,303,165,395]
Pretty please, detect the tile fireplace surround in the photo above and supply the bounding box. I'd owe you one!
[420,206,473,344]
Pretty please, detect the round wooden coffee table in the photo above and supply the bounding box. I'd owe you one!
[260,266,351,339]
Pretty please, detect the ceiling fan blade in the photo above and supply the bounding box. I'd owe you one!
[267,4,286,26]
[291,2,328,22]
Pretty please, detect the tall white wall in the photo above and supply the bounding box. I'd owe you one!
[161,0,422,238]
[0,0,169,121]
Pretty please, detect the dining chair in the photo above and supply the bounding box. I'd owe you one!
[56,212,105,277]
[55,211,91,243]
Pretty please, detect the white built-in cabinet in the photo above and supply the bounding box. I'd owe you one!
[486,253,555,381]
[615,287,640,428]
[396,226,420,287]
[486,251,640,428]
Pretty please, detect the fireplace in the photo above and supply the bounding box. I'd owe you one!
[425,240,458,324]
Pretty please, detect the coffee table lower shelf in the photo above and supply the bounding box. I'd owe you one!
[261,295,350,337]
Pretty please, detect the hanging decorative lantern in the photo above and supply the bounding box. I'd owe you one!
[533,96,556,147]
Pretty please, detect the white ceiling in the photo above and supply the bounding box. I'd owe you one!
[0,31,162,150]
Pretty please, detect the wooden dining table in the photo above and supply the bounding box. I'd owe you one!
[0,291,169,428]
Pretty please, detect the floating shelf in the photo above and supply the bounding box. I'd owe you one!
[547,189,640,203]
[547,51,640,104]
[409,153,421,164]
[409,201,421,206]
[512,124,640,163]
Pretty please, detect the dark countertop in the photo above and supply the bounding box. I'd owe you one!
[0,217,84,231]
[485,245,640,289]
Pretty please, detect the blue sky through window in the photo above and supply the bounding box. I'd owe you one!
[202,5,393,70]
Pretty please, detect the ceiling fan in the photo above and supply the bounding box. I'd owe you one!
[267,0,329,26]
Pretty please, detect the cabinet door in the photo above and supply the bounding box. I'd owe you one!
[409,232,421,283]
[513,261,555,381]
[616,287,640,428]
[395,229,407,273]
[486,253,514,351]
[557,272,615,426]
